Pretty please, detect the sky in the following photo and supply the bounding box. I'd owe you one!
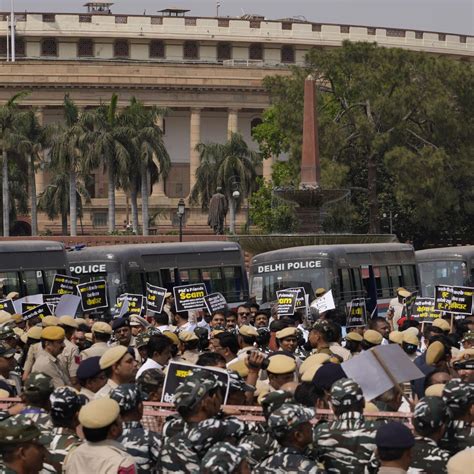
[1,0,472,35]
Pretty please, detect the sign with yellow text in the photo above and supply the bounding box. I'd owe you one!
[77,280,108,311]
[173,283,208,313]
[50,274,80,295]
[146,283,167,314]
[435,285,473,316]
[276,289,298,317]
[346,298,367,327]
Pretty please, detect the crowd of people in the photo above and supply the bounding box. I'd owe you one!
[0,287,472,473]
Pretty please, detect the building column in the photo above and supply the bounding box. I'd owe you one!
[263,155,275,182]
[34,107,46,195]
[227,108,239,140]
[189,108,201,195]
[153,115,166,197]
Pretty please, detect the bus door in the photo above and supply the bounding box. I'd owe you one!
[361,265,378,318]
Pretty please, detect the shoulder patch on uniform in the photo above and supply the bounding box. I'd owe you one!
[118,466,135,474]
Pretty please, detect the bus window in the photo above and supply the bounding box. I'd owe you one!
[201,267,225,295]
[0,272,21,298]
[179,269,200,285]
[223,266,244,302]
[160,269,175,292]
[387,265,403,295]
[22,270,47,295]
[372,267,390,298]
[351,269,363,295]
[146,272,161,287]
[401,265,417,290]
[127,272,144,295]
[338,269,352,300]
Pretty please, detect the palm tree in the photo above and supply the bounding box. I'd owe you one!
[191,133,260,233]
[0,92,28,236]
[121,98,170,235]
[15,109,48,236]
[48,95,88,236]
[82,94,130,233]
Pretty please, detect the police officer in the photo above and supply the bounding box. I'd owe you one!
[110,383,161,474]
[76,356,107,400]
[79,322,112,360]
[57,316,80,387]
[0,342,19,396]
[201,442,250,474]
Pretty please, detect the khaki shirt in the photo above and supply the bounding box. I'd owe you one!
[94,379,119,399]
[79,387,97,401]
[63,439,136,474]
[23,343,44,378]
[176,349,200,365]
[31,352,71,388]
[80,342,109,361]
[58,339,80,378]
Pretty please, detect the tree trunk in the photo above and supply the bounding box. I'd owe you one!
[2,149,9,237]
[69,165,77,236]
[29,155,38,236]
[107,161,116,233]
[367,153,380,234]
[130,186,139,234]
[229,197,236,234]
[141,162,149,236]
[61,213,68,235]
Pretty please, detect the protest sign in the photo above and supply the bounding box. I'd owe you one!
[22,303,52,321]
[54,294,81,317]
[13,294,43,314]
[50,274,80,295]
[121,294,144,315]
[310,290,336,313]
[435,285,473,316]
[403,291,418,317]
[161,361,229,405]
[43,294,62,312]
[411,297,440,323]
[146,283,167,314]
[110,297,130,319]
[204,292,228,314]
[346,298,367,327]
[287,287,307,309]
[276,289,298,317]
[0,299,15,314]
[77,280,108,311]
[22,303,39,313]
[173,284,207,312]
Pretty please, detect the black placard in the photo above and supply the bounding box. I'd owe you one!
[77,280,108,312]
[161,361,229,405]
[403,291,418,317]
[412,297,441,323]
[22,303,39,313]
[287,287,307,309]
[204,292,228,314]
[122,294,144,315]
[276,289,298,317]
[43,294,62,312]
[0,299,15,314]
[346,298,367,327]
[173,284,208,313]
[435,285,473,316]
[22,303,52,321]
[50,274,80,295]
[146,283,167,314]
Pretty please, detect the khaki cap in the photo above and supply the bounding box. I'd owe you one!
[404,327,419,337]
[0,388,9,398]
[6,292,19,300]
[425,383,445,397]
[41,326,65,341]
[403,331,419,346]
[13,327,24,338]
[275,327,298,340]
[75,318,88,327]
[267,354,296,375]
[426,341,445,365]
[11,314,22,323]
[42,316,59,327]
[85,332,93,343]
[210,329,225,338]
[178,331,199,342]
[446,447,474,474]
[346,332,363,342]
[162,331,180,346]
[432,318,450,332]
[457,348,474,360]
[92,322,112,335]
[363,329,383,345]
[79,398,120,429]
[227,359,249,378]
[299,353,330,376]
[364,401,379,413]
[20,333,28,344]
[238,325,258,338]
[27,326,43,340]
[315,288,326,297]
[99,345,128,369]
[397,288,411,298]
[389,331,404,345]
[59,316,78,329]
[0,311,12,324]
[301,363,323,382]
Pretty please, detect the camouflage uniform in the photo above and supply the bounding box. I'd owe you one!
[440,378,474,455]
[201,442,248,473]
[254,403,318,473]
[311,378,376,473]
[110,383,161,474]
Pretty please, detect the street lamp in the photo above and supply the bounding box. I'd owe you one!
[177,198,185,242]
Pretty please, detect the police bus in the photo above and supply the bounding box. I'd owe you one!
[416,246,474,297]
[68,242,249,307]
[249,243,418,317]
[0,240,69,297]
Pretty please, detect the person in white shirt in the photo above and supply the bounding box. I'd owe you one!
[136,334,173,379]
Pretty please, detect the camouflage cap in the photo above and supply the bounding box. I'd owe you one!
[135,332,151,349]
[259,389,294,419]
[0,424,48,446]
[110,383,143,412]
[330,378,364,407]
[267,403,314,440]
[24,372,54,396]
[461,331,474,343]
[0,324,15,341]
[228,370,255,393]
[413,396,449,433]
[0,341,15,358]
[50,386,88,421]
[442,378,474,413]
[136,368,165,395]
[201,441,247,474]
[174,369,224,411]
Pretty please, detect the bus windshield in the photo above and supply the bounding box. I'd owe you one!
[418,260,469,296]
[251,268,333,304]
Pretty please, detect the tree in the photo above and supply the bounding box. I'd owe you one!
[0,92,28,236]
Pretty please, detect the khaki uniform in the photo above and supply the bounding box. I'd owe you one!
[80,342,109,361]
[79,387,97,401]
[58,339,80,379]
[176,349,200,365]
[23,343,44,377]
[31,352,71,388]
[63,439,136,474]
[94,378,119,399]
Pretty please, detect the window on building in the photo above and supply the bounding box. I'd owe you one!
[92,212,108,228]
[42,14,55,23]
[79,15,92,23]
[281,45,295,63]
[438,33,446,41]
[282,22,292,30]
[77,38,94,57]
[217,42,232,61]
[367,27,376,35]
[249,43,263,60]
[16,37,25,57]
[250,117,262,132]
[312,24,322,32]
[415,31,423,39]
[41,37,58,57]
[183,41,199,59]
[114,39,129,58]
[149,40,165,58]
[115,16,128,24]
[185,18,196,26]
[0,38,7,56]
[218,19,229,27]
[151,16,163,25]
[340,25,350,33]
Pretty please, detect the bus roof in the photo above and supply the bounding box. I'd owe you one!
[416,246,474,261]
[251,243,414,265]
[0,240,65,253]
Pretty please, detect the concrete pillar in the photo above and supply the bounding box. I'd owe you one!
[263,155,275,182]
[189,108,201,195]
[34,107,46,195]
[227,108,239,140]
[153,115,166,197]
